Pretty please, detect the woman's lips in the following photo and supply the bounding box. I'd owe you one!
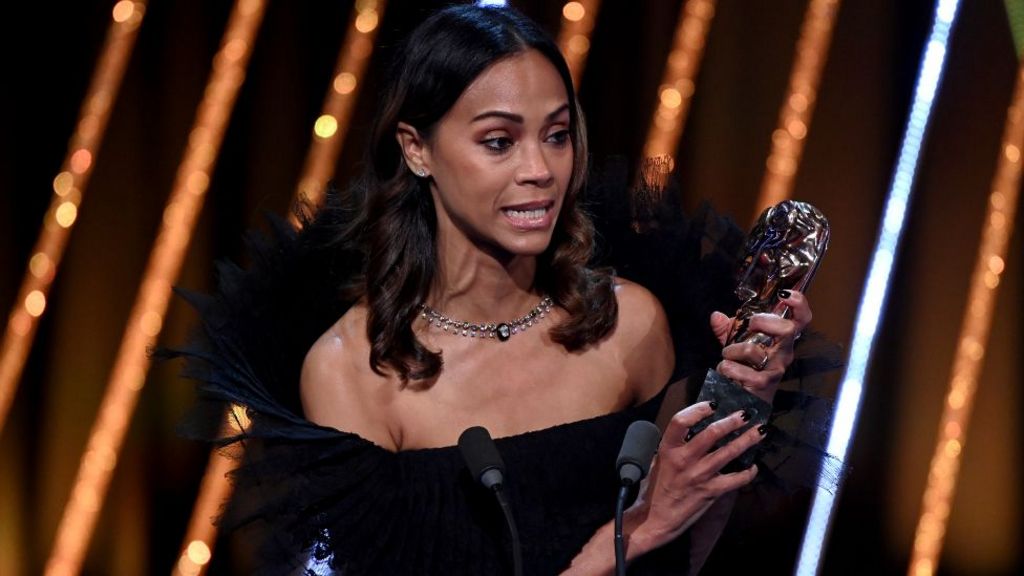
[501,201,555,230]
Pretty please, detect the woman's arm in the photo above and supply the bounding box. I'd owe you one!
[564,403,764,575]
[564,289,814,574]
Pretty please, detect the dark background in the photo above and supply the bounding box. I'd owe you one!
[0,0,1020,574]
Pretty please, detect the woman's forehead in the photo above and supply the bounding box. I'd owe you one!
[448,50,569,122]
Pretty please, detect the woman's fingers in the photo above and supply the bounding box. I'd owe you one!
[716,358,783,400]
[779,289,812,329]
[709,311,732,346]
[707,463,759,493]
[661,401,717,450]
[701,423,764,472]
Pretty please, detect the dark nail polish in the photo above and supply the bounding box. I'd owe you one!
[684,429,696,442]
[741,411,752,422]
[709,401,719,410]
[758,424,768,435]
[737,317,750,336]
[778,289,791,299]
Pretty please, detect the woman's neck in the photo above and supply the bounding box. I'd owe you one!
[429,234,543,323]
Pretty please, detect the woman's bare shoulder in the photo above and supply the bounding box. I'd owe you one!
[300,303,398,449]
[609,277,675,401]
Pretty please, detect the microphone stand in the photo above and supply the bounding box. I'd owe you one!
[493,486,523,576]
[614,484,631,576]
[459,426,523,576]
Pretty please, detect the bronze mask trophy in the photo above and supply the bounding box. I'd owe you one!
[690,200,830,469]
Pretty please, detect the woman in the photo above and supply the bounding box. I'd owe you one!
[179,4,812,574]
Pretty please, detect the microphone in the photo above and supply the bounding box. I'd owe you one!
[616,420,661,486]
[458,426,522,576]
[459,426,506,490]
[614,420,661,576]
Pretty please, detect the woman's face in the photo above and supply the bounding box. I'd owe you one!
[410,49,574,258]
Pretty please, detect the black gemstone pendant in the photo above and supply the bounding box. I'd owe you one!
[496,323,512,341]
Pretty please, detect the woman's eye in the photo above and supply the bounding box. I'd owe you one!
[482,136,513,152]
[547,130,571,146]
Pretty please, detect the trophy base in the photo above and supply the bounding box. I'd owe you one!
[691,369,772,472]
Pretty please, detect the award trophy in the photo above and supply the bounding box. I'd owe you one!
[690,200,830,469]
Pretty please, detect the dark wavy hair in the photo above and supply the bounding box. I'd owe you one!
[317,4,617,383]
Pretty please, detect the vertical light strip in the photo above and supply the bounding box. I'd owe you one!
[907,60,1024,576]
[794,1,962,574]
[170,451,236,576]
[556,1,601,88]
[292,0,387,221]
[170,406,249,576]
[44,2,268,574]
[177,1,389,568]
[755,0,841,215]
[642,0,717,169]
[0,0,147,435]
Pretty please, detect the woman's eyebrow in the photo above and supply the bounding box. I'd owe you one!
[471,103,570,124]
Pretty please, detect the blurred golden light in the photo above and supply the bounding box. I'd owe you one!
[1005,143,1020,162]
[55,202,78,228]
[314,115,339,139]
[186,171,210,195]
[88,91,111,116]
[24,291,46,317]
[563,2,586,22]
[29,253,52,279]
[176,555,200,576]
[660,87,682,109]
[11,309,31,336]
[355,10,379,33]
[674,78,695,97]
[140,311,163,337]
[333,72,357,94]
[654,114,675,131]
[70,149,92,174]
[947,390,965,409]
[568,34,590,55]
[186,540,212,565]
[230,403,252,432]
[356,0,378,10]
[755,0,838,215]
[112,0,135,22]
[222,38,248,63]
[983,271,1000,289]
[642,0,715,160]
[240,0,261,15]
[943,439,961,458]
[911,60,1024,576]
[77,115,100,140]
[53,171,74,196]
[787,118,808,139]
[46,3,263,574]
[789,92,809,112]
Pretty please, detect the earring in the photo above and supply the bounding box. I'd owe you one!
[416,168,428,177]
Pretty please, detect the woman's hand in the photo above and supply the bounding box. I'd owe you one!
[621,401,765,556]
[709,290,813,403]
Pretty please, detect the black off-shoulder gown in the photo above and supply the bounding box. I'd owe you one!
[168,167,839,574]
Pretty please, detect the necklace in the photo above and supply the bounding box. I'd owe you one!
[419,296,554,342]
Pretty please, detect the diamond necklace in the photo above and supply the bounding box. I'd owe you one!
[418,296,554,341]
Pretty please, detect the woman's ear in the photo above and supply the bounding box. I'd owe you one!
[396,122,431,178]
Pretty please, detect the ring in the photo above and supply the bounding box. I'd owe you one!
[752,348,769,371]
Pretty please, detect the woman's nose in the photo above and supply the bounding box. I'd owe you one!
[515,142,555,188]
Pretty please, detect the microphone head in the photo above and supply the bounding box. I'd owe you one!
[616,420,661,486]
[459,426,506,489]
